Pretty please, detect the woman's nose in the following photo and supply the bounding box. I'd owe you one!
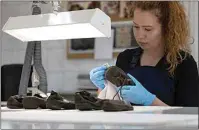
[136,29,146,39]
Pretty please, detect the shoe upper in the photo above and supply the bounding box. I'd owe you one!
[7,95,24,109]
[105,66,135,87]
[46,90,75,110]
[47,90,64,100]
[75,91,98,102]
[75,91,107,110]
[75,91,133,111]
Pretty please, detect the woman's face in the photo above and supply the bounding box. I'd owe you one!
[133,8,164,50]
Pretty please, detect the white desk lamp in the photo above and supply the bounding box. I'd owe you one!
[2,1,111,97]
[2,8,111,42]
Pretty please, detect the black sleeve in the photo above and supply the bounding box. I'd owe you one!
[115,49,132,72]
[174,55,199,107]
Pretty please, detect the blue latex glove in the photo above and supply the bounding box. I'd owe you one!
[120,74,156,106]
[89,65,107,90]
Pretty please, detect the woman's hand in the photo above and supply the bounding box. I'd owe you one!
[120,73,156,106]
[90,65,108,90]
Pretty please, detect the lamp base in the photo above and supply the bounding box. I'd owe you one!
[27,87,48,98]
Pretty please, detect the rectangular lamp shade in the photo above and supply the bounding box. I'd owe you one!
[2,8,111,42]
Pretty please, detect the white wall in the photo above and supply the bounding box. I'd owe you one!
[0,1,2,98]
[183,1,198,65]
[1,1,116,94]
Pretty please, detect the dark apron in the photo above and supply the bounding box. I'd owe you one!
[127,66,175,106]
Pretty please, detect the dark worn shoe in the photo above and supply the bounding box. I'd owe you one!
[7,95,24,109]
[22,94,47,109]
[105,66,135,87]
[75,91,105,111]
[75,91,133,111]
[102,100,134,112]
[46,91,75,110]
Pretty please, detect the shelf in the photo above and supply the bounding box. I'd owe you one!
[111,20,132,27]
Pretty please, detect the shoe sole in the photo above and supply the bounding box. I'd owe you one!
[102,100,134,112]
[75,102,93,111]
[46,99,75,110]
[7,104,23,109]
[46,99,62,110]
[105,66,135,87]
[22,97,46,109]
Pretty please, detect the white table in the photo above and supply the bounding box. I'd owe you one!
[1,106,198,129]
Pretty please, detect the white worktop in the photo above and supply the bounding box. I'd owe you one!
[1,106,198,129]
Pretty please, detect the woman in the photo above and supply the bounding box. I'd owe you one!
[90,1,198,107]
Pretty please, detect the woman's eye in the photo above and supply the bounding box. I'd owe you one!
[133,26,139,29]
[145,28,151,31]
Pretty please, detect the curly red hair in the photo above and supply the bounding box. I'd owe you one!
[132,1,191,75]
